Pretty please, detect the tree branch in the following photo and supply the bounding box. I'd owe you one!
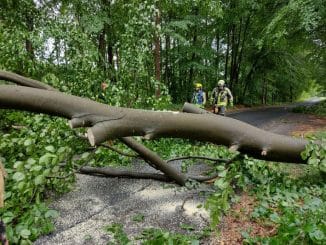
[101,142,138,158]
[0,85,307,163]
[167,156,231,163]
[120,137,187,185]
[0,70,57,91]
[78,166,170,182]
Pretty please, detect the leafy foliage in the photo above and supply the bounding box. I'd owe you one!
[0,0,325,243]
[205,135,325,244]
[137,228,200,244]
[301,131,326,173]
[104,223,131,245]
[0,111,89,243]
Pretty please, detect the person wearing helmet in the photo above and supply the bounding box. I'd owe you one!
[211,79,233,115]
[191,83,207,108]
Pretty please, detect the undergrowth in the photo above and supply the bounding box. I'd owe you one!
[205,132,325,244]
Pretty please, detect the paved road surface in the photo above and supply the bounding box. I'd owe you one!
[228,98,322,126]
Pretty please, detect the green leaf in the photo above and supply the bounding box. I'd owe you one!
[27,158,36,165]
[39,153,56,165]
[12,172,25,182]
[81,152,90,159]
[13,161,24,169]
[191,240,200,245]
[23,139,33,146]
[45,145,55,153]
[31,165,42,172]
[20,229,31,239]
[216,165,225,171]
[218,170,227,177]
[214,178,229,189]
[45,210,59,219]
[34,175,44,185]
[132,213,145,222]
[309,229,325,241]
[269,213,280,223]
[180,223,194,231]
[2,211,15,223]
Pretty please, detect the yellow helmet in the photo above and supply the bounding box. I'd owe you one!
[217,80,225,86]
[195,83,202,88]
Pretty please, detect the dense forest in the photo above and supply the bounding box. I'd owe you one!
[0,0,325,244]
[0,0,325,106]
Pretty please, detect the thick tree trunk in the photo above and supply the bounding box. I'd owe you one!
[0,84,307,163]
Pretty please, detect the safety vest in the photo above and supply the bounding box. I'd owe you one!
[217,90,229,106]
[212,87,231,106]
[193,90,204,105]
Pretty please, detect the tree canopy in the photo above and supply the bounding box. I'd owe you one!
[0,0,324,106]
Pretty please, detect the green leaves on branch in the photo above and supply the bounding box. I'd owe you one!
[301,132,326,173]
[0,112,88,243]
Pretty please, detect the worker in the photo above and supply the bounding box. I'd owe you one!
[211,80,233,115]
[99,82,109,102]
[191,83,207,108]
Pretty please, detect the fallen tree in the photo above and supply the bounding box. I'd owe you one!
[0,71,308,185]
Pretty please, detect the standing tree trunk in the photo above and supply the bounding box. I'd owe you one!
[224,27,231,81]
[98,30,106,71]
[25,14,34,60]
[154,8,161,97]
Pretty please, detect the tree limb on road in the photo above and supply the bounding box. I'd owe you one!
[0,85,307,163]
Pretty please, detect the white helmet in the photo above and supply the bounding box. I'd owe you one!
[217,80,225,86]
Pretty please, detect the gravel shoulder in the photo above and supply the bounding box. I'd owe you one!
[35,162,212,245]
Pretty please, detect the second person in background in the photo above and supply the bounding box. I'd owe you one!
[211,80,233,116]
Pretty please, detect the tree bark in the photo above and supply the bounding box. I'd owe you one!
[25,14,35,60]
[224,27,231,80]
[98,30,106,70]
[0,161,7,208]
[120,137,187,185]
[79,166,170,182]
[0,84,307,163]
[0,70,57,91]
[154,8,161,94]
[182,103,307,163]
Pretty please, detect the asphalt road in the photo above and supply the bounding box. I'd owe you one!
[35,100,322,245]
[228,98,323,127]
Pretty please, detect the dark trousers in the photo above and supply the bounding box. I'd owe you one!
[214,105,225,116]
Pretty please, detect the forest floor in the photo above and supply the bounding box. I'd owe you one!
[35,102,326,245]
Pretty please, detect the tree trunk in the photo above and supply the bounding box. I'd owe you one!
[0,161,7,208]
[215,32,220,80]
[98,30,106,71]
[0,81,307,163]
[224,27,230,80]
[154,9,161,97]
[25,14,34,60]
